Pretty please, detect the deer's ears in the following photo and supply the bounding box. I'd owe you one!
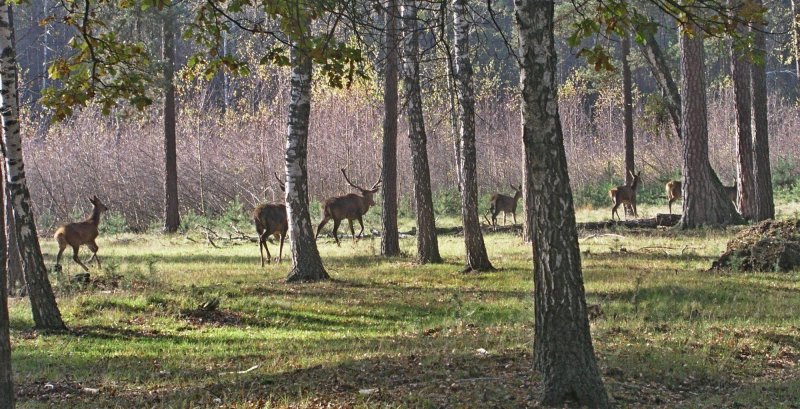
[88,196,95,204]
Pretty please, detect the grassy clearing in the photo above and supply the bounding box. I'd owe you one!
[8,209,800,408]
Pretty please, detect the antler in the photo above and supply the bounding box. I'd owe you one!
[273,172,286,192]
[341,168,365,191]
[370,166,382,192]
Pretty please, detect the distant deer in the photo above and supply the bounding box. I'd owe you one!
[610,170,642,221]
[253,172,288,266]
[666,180,682,214]
[487,184,522,226]
[315,168,382,246]
[54,196,108,271]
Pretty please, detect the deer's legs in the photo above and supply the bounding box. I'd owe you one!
[491,210,500,227]
[278,233,285,263]
[72,245,90,272]
[332,219,341,246]
[512,212,517,225]
[348,219,356,242]
[611,202,621,221]
[264,235,272,265]
[632,201,638,218]
[86,240,101,268]
[668,198,675,215]
[503,213,507,225]
[258,232,267,266]
[315,217,329,240]
[55,245,66,268]
[357,217,365,238]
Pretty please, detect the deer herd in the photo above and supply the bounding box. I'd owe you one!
[51,169,741,269]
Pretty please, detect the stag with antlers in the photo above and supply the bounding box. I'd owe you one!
[315,168,382,246]
[54,196,108,271]
[253,172,288,266]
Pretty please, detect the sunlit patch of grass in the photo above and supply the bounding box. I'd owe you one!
[9,208,800,407]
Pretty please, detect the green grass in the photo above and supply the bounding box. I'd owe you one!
[8,209,800,408]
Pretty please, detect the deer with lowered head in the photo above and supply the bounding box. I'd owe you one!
[54,195,108,271]
[253,172,288,266]
[487,184,522,226]
[315,168,382,246]
[610,170,642,221]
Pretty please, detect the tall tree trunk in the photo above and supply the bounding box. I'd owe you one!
[453,0,492,272]
[402,0,441,264]
[639,31,681,138]
[750,2,774,221]
[680,26,742,228]
[0,3,65,331]
[729,14,756,220]
[792,0,800,82]
[4,183,21,296]
[285,44,329,283]
[0,150,14,409]
[622,33,635,183]
[162,7,180,233]
[514,1,608,406]
[380,0,400,257]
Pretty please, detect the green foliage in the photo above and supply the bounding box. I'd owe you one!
[100,211,130,234]
[773,157,800,188]
[433,189,463,216]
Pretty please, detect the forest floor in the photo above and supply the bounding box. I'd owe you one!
[7,203,800,408]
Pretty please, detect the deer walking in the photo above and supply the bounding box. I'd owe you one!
[253,172,288,266]
[666,180,682,214]
[610,170,642,221]
[54,196,108,271]
[487,184,522,226]
[315,168,382,246]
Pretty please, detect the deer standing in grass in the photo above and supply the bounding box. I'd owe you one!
[54,196,108,271]
[253,172,288,266]
[666,180,682,214]
[610,170,642,221]
[487,184,522,226]
[315,168,382,246]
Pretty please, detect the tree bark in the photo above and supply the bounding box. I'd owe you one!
[680,26,742,228]
[162,7,180,233]
[514,1,609,406]
[729,15,756,220]
[0,3,65,331]
[0,142,14,409]
[453,0,492,272]
[622,33,635,184]
[792,0,800,82]
[380,0,400,257]
[750,1,774,221]
[4,182,21,296]
[639,30,681,138]
[285,44,329,283]
[402,0,441,264]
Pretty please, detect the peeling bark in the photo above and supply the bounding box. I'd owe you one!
[0,2,65,330]
[285,44,329,283]
[0,135,13,409]
[515,0,608,406]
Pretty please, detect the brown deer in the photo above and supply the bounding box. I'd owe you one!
[315,168,382,246]
[54,196,108,271]
[666,180,682,215]
[253,172,288,266]
[610,170,642,221]
[487,184,522,226]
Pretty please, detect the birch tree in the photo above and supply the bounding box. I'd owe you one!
[514,0,608,405]
[0,147,13,409]
[0,1,65,331]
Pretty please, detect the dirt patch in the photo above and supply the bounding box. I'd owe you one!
[711,219,800,272]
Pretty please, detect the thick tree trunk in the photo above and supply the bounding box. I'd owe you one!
[750,2,774,221]
[514,1,608,406]
[453,0,492,272]
[162,8,180,233]
[622,33,635,183]
[4,183,21,296]
[680,27,742,228]
[380,0,400,257]
[0,4,65,331]
[285,45,329,283]
[639,31,681,138]
[402,0,441,264]
[0,148,14,409]
[730,20,756,220]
